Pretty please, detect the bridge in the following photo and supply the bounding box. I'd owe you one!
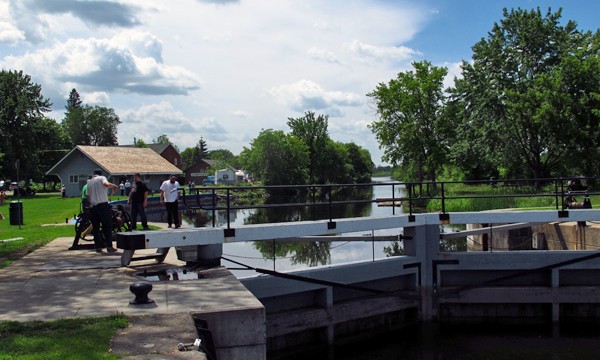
[115,178,600,356]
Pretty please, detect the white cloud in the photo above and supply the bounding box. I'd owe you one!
[2,30,200,101]
[345,39,421,63]
[119,101,229,149]
[0,21,24,43]
[268,79,363,115]
[231,110,251,118]
[82,91,110,106]
[442,61,464,90]
[307,47,341,64]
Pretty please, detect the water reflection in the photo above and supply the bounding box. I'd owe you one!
[253,241,332,267]
[180,177,406,276]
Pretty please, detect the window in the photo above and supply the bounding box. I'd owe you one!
[68,175,79,183]
[173,158,178,166]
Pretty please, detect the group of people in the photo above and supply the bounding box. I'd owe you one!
[118,180,132,196]
[82,170,182,255]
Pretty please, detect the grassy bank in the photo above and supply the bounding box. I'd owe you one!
[0,316,127,360]
[0,193,132,268]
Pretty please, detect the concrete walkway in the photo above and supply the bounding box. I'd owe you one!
[0,227,266,359]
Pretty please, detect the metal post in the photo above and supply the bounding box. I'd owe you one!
[226,188,231,229]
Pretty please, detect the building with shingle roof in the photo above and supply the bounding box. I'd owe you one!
[46,145,183,197]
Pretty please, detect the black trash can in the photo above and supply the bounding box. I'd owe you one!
[9,201,23,225]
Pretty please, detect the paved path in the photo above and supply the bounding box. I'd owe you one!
[0,227,263,359]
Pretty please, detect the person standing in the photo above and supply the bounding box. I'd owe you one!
[87,169,119,253]
[119,181,125,196]
[160,174,181,228]
[124,179,132,196]
[81,179,90,210]
[128,173,149,230]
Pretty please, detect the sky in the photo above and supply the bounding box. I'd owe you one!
[1,0,599,166]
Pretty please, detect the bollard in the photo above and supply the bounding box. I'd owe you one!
[129,281,154,305]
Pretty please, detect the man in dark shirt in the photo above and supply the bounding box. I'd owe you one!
[128,173,149,230]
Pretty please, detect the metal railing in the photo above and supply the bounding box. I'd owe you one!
[180,177,598,230]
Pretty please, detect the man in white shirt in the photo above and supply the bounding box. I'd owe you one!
[87,169,120,253]
[160,174,181,228]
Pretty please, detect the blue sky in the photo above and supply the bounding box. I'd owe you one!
[1,0,598,166]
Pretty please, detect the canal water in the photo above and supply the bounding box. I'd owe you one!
[182,176,405,278]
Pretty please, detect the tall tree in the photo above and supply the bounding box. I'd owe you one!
[449,8,600,179]
[31,117,71,180]
[0,70,52,179]
[62,96,121,146]
[368,61,449,182]
[287,111,330,184]
[62,89,85,147]
[86,106,120,145]
[196,136,209,159]
[240,129,309,185]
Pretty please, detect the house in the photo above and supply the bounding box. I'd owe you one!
[147,143,182,169]
[46,145,183,197]
[184,159,219,185]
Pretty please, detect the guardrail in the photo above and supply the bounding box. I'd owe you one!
[180,177,598,230]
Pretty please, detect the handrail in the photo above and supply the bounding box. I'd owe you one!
[179,177,598,229]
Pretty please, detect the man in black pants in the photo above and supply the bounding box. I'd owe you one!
[128,173,149,230]
[160,174,181,228]
[87,169,120,253]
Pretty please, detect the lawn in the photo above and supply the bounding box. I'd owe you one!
[0,192,130,268]
[0,316,127,360]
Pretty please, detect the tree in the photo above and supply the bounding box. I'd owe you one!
[449,8,600,179]
[134,138,148,147]
[86,106,120,145]
[240,129,309,185]
[67,88,82,108]
[287,111,330,184]
[342,142,374,183]
[208,149,240,169]
[31,117,71,181]
[368,61,450,182]
[0,70,52,179]
[196,136,209,159]
[180,147,196,168]
[62,102,120,146]
[154,134,171,144]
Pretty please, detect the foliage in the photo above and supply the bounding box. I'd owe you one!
[208,149,240,169]
[62,102,121,146]
[449,8,600,180]
[368,61,450,182]
[0,315,127,360]
[287,111,330,183]
[242,111,373,185]
[0,70,53,181]
[133,138,148,147]
[181,136,210,168]
[240,129,309,186]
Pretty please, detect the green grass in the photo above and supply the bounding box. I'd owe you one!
[422,183,597,212]
[0,316,128,360]
[0,193,81,267]
[0,193,133,268]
